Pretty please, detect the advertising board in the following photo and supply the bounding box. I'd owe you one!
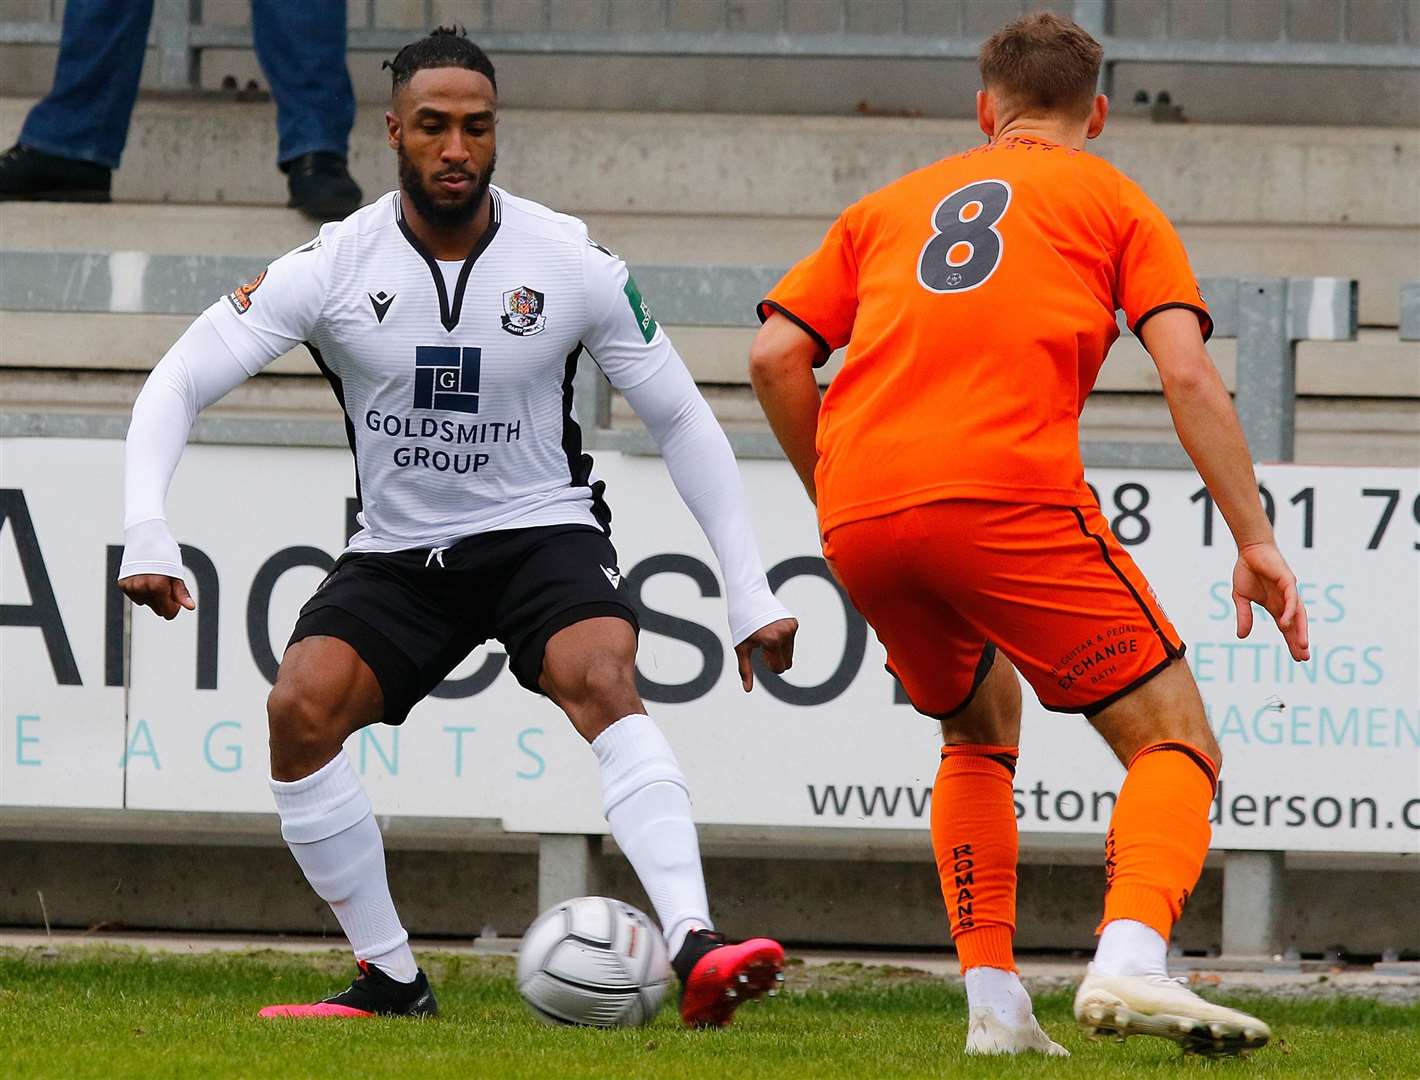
[2,438,1416,852]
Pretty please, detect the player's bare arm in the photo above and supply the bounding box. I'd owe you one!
[1138,307,1310,662]
[748,312,823,503]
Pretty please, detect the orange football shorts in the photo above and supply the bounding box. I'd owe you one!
[823,499,1185,717]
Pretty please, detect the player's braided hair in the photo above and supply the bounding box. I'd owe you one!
[383,25,497,95]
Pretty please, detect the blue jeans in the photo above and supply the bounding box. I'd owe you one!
[20,0,355,169]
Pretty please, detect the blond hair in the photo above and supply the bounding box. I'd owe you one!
[979,10,1103,118]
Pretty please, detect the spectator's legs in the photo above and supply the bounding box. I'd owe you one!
[19,0,156,168]
[251,0,356,166]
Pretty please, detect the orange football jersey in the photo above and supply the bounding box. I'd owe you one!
[760,136,1210,534]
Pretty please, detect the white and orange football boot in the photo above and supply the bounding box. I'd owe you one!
[1075,970,1270,1056]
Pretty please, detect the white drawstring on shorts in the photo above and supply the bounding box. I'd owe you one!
[425,546,447,568]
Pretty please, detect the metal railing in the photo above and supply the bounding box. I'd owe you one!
[578,272,1361,468]
[0,249,1361,467]
[2,0,1415,93]
[1401,282,1420,341]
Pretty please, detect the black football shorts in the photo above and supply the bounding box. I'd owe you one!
[287,524,638,724]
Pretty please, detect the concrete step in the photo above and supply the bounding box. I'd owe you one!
[2,309,1415,399]
[4,97,1417,228]
[5,367,1415,469]
[0,368,336,420]
[0,202,829,263]
[3,13,1418,129]
[663,388,1420,467]
[2,201,1414,325]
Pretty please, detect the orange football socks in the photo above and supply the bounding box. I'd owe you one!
[932,744,1020,973]
[1098,740,1219,939]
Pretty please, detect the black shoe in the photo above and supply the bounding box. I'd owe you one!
[0,144,111,202]
[285,151,363,221]
[258,961,438,1018]
[671,928,727,986]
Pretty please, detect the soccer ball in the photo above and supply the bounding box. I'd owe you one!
[516,896,671,1027]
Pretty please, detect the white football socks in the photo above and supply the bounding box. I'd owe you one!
[593,714,711,958]
[964,966,1034,1027]
[270,751,419,983]
[1091,918,1170,978]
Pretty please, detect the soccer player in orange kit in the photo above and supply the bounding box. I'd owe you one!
[749,10,1309,1059]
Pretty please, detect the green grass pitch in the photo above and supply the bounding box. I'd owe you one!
[2,947,1417,1079]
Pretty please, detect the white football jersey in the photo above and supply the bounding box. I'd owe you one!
[203,187,671,552]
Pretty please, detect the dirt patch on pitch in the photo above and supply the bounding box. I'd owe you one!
[782,959,945,995]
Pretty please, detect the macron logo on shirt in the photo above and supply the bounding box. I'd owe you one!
[369,290,395,323]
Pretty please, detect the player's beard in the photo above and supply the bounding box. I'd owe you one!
[398,142,495,230]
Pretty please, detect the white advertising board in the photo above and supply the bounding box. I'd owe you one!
[0,440,126,808]
[2,437,1416,852]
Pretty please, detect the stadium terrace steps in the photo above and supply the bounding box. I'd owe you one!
[1,201,1414,326]
[2,100,1415,464]
[2,368,1415,469]
[0,201,834,265]
[2,310,1415,399]
[618,390,1420,469]
[2,98,1417,227]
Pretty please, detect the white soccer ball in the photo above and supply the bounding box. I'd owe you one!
[516,896,671,1027]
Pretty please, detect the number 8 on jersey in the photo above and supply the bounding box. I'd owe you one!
[917,179,1012,294]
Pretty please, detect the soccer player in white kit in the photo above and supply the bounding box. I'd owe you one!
[117,28,796,1026]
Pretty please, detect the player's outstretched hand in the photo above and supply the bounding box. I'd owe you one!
[119,574,196,620]
[734,617,799,692]
[1231,542,1309,662]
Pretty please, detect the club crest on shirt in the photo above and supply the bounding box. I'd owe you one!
[501,285,546,336]
[225,269,267,315]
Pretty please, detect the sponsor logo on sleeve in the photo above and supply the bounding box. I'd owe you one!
[225,269,267,315]
[501,285,547,337]
[622,276,657,343]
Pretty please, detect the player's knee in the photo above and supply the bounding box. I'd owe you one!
[573,654,639,707]
[941,658,1022,746]
[1154,664,1221,767]
[547,653,640,732]
[989,663,1022,726]
[266,683,343,761]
